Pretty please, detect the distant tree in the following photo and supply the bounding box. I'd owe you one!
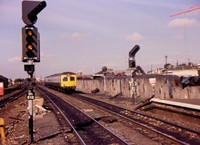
[14,78,25,84]
[188,62,194,67]
[179,63,186,67]
[164,63,174,69]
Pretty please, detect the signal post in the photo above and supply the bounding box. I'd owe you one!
[128,45,140,105]
[21,1,46,143]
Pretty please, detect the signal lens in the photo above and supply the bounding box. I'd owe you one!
[27,44,33,50]
[26,29,33,36]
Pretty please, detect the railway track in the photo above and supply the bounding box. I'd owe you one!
[0,87,27,108]
[70,93,200,145]
[37,86,129,145]
[4,84,25,95]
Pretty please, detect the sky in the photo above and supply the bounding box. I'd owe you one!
[0,0,200,79]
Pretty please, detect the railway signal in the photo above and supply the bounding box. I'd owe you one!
[129,45,140,58]
[129,57,136,68]
[129,45,140,68]
[128,45,140,105]
[22,0,46,62]
[22,1,47,25]
[22,26,40,62]
[21,1,47,143]
[24,64,35,77]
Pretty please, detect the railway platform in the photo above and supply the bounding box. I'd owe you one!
[150,98,200,111]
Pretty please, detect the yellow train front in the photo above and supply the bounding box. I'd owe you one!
[44,72,76,92]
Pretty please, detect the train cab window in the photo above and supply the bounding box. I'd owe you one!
[70,77,75,81]
[63,77,68,81]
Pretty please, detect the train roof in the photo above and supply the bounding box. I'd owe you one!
[62,72,76,75]
[45,72,76,78]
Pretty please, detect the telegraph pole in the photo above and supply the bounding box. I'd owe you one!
[21,1,46,143]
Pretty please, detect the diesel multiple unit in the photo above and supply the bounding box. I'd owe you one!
[44,72,76,92]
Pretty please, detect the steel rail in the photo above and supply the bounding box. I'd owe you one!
[0,87,27,108]
[71,93,200,145]
[37,86,129,145]
[37,87,85,145]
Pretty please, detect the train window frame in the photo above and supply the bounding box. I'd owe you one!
[63,77,68,81]
[70,77,75,81]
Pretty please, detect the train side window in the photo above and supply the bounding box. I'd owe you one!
[63,77,68,81]
[70,77,75,81]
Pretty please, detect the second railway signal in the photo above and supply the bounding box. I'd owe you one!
[129,45,140,68]
[129,57,136,68]
[128,45,140,105]
[22,26,40,62]
[129,45,140,58]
